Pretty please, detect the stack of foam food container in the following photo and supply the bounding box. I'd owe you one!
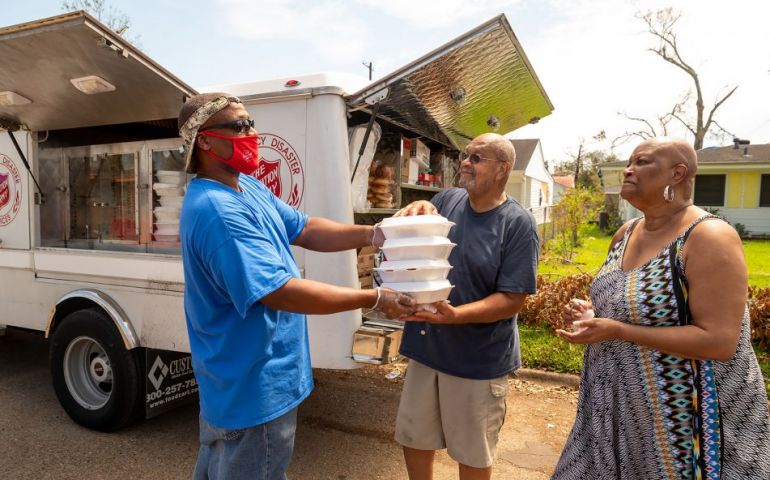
[376,215,456,309]
[152,170,186,242]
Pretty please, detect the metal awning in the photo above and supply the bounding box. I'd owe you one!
[347,14,554,150]
[0,11,196,131]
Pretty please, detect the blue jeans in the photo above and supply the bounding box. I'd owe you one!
[193,407,298,480]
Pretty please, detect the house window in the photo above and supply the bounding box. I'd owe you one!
[760,174,770,207]
[694,174,726,206]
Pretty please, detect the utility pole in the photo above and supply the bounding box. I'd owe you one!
[574,143,583,189]
[362,61,373,81]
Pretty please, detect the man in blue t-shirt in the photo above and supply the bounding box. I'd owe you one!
[394,133,539,480]
[177,93,415,480]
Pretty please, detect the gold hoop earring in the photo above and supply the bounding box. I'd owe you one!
[663,185,674,202]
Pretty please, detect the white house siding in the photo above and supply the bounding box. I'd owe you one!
[717,208,770,236]
[505,139,554,224]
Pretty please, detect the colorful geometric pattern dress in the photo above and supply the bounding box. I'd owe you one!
[552,215,770,479]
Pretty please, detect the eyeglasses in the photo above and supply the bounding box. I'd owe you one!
[460,151,501,164]
[200,118,255,134]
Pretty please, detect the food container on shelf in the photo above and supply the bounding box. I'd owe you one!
[154,222,180,235]
[379,214,454,239]
[381,236,455,261]
[375,259,451,283]
[153,183,185,197]
[155,170,187,185]
[380,279,453,304]
[159,196,184,208]
[153,206,180,221]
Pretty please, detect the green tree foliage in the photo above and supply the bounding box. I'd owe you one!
[552,132,620,190]
[550,187,604,261]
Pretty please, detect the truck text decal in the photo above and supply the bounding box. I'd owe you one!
[254,134,305,207]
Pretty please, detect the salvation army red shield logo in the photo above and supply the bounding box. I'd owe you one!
[254,133,304,207]
[0,154,22,226]
[258,158,282,198]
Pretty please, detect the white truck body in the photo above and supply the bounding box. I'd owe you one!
[0,11,552,429]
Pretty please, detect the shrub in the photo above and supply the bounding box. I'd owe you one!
[520,274,592,331]
[750,286,770,349]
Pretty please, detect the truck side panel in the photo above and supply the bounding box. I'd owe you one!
[0,131,31,250]
[246,94,361,369]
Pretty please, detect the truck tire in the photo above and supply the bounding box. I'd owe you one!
[50,308,143,432]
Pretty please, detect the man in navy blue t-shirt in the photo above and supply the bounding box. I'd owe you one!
[394,133,539,480]
[177,93,416,480]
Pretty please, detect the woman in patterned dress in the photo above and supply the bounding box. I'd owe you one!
[552,138,770,480]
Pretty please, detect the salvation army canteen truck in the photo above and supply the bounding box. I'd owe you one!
[0,11,553,430]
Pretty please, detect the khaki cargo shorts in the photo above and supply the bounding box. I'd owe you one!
[394,360,509,468]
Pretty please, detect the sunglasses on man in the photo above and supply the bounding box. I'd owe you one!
[200,118,255,134]
[460,151,503,164]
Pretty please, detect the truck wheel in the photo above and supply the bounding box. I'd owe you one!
[50,308,143,431]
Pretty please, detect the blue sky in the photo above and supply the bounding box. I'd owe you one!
[4,0,770,164]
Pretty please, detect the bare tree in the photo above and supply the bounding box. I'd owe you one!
[612,93,687,149]
[61,0,132,37]
[639,8,738,150]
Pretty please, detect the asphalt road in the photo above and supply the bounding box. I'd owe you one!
[0,328,577,479]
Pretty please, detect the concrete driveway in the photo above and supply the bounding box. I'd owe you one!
[0,329,577,479]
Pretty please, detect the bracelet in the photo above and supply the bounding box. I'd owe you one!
[371,287,382,311]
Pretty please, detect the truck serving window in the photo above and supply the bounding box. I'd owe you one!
[38,138,187,255]
[68,152,139,249]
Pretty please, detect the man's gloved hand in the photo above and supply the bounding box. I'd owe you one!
[372,287,417,319]
[371,222,385,248]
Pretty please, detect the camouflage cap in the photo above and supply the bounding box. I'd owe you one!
[179,95,240,173]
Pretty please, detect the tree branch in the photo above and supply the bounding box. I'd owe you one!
[619,112,658,137]
[704,86,738,130]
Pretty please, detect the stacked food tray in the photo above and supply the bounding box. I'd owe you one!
[152,170,186,242]
[376,215,455,307]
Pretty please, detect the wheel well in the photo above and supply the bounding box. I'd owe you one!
[48,298,104,337]
[46,293,139,350]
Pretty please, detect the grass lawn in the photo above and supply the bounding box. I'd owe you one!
[519,324,583,374]
[530,227,770,396]
[745,240,770,288]
[539,226,770,287]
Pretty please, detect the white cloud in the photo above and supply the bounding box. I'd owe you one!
[354,0,520,28]
[218,0,369,63]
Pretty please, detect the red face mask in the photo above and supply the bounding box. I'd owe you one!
[198,131,260,175]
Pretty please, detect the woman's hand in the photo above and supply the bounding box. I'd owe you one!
[394,200,437,217]
[556,317,622,344]
[562,298,593,325]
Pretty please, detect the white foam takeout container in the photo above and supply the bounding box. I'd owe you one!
[381,279,453,304]
[153,206,180,221]
[159,195,184,208]
[153,183,185,197]
[379,214,454,239]
[155,170,187,185]
[375,259,452,283]
[381,236,456,261]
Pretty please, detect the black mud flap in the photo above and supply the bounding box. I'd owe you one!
[145,348,198,419]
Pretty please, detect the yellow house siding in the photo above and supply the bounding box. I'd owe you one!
[743,172,760,208]
[724,172,760,208]
[726,172,743,208]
